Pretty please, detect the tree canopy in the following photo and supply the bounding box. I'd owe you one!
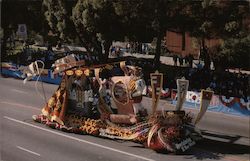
[1,0,249,69]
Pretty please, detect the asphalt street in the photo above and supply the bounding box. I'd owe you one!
[0,76,249,161]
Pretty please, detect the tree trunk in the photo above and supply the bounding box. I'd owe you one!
[1,28,8,61]
[154,30,164,70]
[103,40,112,62]
[93,39,103,63]
[73,26,92,54]
[201,38,211,70]
[1,36,6,74]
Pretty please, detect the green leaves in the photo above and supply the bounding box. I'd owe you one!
[213,33,250,69]
[43,0,67,40]
[39,0,249,68]
[202,0,214,9]
[225,21,239,33]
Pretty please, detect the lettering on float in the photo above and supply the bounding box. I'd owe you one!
[175,138,195,152]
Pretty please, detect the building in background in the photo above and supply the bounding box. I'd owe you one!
[165,30,221,59]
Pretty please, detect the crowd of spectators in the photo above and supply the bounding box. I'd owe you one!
[172,54,194,68]
[125,56,249,99]
[163,67,249,100]
[186,68,249,100]
[4,44,249,100]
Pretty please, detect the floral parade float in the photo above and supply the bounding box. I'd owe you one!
[25,54,214,153]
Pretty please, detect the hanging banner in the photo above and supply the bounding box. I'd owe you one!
[150,71,163,114]
[175,78,189,111]
[194,90,213,124]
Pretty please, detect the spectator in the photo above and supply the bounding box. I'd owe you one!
[126,43,131,53]
[188,54,193,68]
[179,56,183,66]
[173,55,178,66]
[115,47,121,57]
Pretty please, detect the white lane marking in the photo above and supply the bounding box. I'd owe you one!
[0,101,40,111]
[16,146,41,157]
[11,89,28,94]
[4,116,155,161]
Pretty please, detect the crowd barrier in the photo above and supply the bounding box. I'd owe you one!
[148,88,250,116]
[1,62,62,84]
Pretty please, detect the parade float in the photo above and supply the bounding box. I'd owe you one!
[21,54,214,153]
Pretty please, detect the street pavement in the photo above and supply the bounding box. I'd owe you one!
[0,76,249,161]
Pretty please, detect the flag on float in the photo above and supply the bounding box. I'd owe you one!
[150,71,163,113]
[175,78,189,111]
[194,90,213,124]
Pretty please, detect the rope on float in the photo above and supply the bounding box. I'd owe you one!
[34,60,47,104]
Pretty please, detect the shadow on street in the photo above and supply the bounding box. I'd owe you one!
[183,130,250,160]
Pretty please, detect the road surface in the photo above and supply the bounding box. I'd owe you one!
[0,77,249,161]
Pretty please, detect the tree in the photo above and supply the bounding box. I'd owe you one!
[113,0,155,41]
[113,1,178,68]
[72,0,126,61]
[42,0,127,61]
[42,0,194,66]
[187,0,249,70]
[114,1,199,69]
[1,0,45,56]
[43,0,67,41]
[26,0,249,69]
[211,33,250,70]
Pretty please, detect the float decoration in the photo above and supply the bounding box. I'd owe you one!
[195,90,214,125]
[30,57,213,153]
[150,71,163,114]
[175,78,189,111]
